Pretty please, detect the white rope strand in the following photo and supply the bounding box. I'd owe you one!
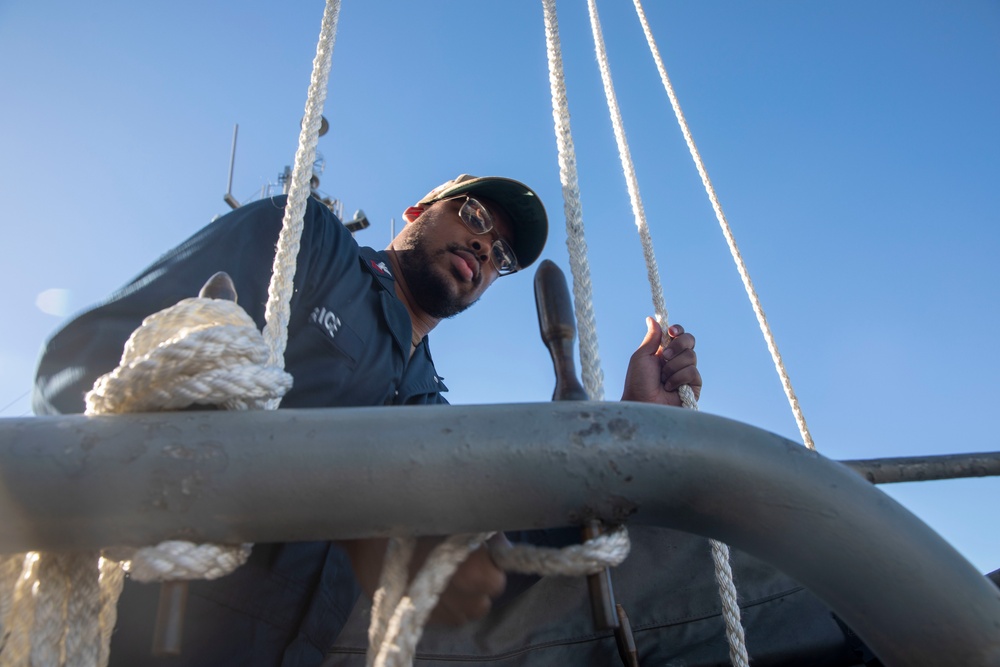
[31,553,70,667]
[263,0,342,382]
[96,558,123,667]
[367,538,416,667]
[585,3,665,335]
[365,528,631,666]
[584,0,697,411]
[587,1,747,663]
[0,552,40,667]
[371,533,494,667]
[63,553,102,667]
[0,554,22,658]
[632,0,815,450]
[710,540,751,667]
[540,0,605,400]
[490,526,630,575]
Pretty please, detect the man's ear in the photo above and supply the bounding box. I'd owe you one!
[402,205,425,224]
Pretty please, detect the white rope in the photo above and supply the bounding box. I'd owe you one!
[0,554,22,656]
[632,0,815,451]
[367,538,416,667]
[126,542,254,582]
[585,0,689,403]
[710,541,750,667]
[0,552,40,667]
[96,558,124,667]
[540,0,605,401]
[366,529,630,667]
[86,299,292,415]
[63,553,102,667]
[585,0,749,663]
[489,526,630,575]
[370,533,494,667]
[263,0,342,385]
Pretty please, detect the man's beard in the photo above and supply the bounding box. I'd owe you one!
[397,242,480,319]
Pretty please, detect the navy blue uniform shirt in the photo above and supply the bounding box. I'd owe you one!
[33,196,449,666]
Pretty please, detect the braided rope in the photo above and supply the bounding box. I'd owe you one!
[370,533,494,667]
[0,554,22,656]
[31,554,70,667]
[367,538,417,667]
[585,0,748,663]
[0,552,39,667]
[584,0,674,380]
[366,529,629,667]
[86,300,291,414]
[127,542,254,582]
[540,0,605,400]
[63,553,102,667]
[490,526,630,575]
[632,0,815,451]
[709,541,750,667]
[263,0,342,382]
[96,558,123,667]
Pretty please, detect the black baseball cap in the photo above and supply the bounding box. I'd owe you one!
[417,174,548,269]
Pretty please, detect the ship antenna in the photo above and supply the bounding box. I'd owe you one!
[224,123,240,209]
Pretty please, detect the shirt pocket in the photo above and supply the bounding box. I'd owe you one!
[301,309,365,371]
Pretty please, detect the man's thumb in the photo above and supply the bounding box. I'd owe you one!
[637,316,662,354]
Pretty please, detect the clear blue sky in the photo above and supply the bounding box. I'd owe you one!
[1,1,997,576]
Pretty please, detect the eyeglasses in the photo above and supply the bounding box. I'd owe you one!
[449,196,520,276]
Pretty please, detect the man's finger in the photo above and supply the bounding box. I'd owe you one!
[664,367,702,394]
[662,332,696,360]
[660,349,697,377]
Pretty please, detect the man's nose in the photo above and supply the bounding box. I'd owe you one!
[469,239,490,264]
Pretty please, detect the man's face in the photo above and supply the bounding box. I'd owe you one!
[396,197,515,319]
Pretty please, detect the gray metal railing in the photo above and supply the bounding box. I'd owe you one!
[1,402,999,666]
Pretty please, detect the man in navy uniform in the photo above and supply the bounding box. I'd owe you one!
[34,174,701,665]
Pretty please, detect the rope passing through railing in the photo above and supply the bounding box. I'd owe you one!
[583,0,749,664]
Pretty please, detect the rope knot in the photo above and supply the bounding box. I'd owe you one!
[85,297,293,415]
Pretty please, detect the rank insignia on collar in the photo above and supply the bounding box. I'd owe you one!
[370,259,392,278]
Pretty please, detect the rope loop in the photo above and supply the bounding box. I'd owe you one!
[366,527,632,666]
[490,525,630,575]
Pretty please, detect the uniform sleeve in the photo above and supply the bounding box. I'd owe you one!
[33,196,349,415]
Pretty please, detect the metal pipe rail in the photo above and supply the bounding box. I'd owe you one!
[843,450,1000,484]
[1,402,999,666]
